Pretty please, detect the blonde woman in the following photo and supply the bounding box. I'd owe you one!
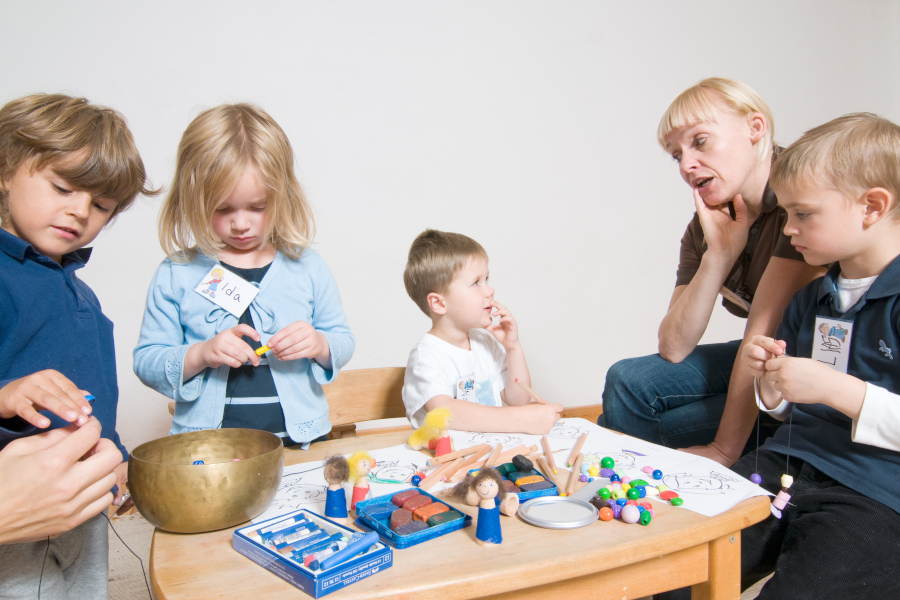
[600,79,824,466]
[134,104,354,447]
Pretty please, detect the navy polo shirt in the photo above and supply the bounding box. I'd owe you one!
[763,255,900,514]
[0,228,126,461]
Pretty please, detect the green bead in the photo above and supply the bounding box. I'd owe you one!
[597,488,611,500]
[600,457,615,469]
[626,488,640,500]
[640,511,652,525]
[671,497,684,507]
[611,489,626,499]
[656,484,668,492]
[631,479,649,487]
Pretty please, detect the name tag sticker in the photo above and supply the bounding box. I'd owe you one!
[811,316,853,374]
[194,265,259,318]
[456,372,476,402]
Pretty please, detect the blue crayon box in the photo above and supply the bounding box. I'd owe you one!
[354,488,472,549]
[233,509,392,598]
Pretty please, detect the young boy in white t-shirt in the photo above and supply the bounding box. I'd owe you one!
[401,230,562,432]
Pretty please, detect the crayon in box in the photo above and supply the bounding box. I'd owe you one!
[233,509,392,597]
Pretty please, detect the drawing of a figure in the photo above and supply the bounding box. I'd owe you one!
[547,424,585,439]
[201,268,224,298]
[818,322,847,353]
[369,460,421,483]
[468,433,522,447]
[663,471,738,494]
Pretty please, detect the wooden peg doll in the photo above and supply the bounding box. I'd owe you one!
[323,455,350,519]
[442,471,519,517]
[408,407,454,456]
[348,451,376,511]
[473,468,505,546]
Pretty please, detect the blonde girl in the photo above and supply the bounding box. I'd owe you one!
[134,104,355,446]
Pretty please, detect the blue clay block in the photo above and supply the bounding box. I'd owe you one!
[519,480,555,492]
[393,521,428,536]
[364,503,397,520]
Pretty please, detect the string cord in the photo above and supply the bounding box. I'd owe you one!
[38,536,49,599]
[102,511,152,599]
[785,409,794,474]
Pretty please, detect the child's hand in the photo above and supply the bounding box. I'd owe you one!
[199,325,260,369]
[0,370,93,429]
[523,402,563,435]
[742,336,787,378]
[763,355,842,406]
[486,301,521,351]
[267,321,330,364]
[112,461,128,506]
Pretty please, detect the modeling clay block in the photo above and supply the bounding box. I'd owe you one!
[518,480,555,492]
[393,521,428,536]
[427,510,464,527]
[391,489,421,507]
[364,503,397,520]
[507,469,542,484]
[401,494,433,512]
[501,480,521,493]
[390,508,413,530]
[512,455,533,473]
[513,475,545,486]
[413,502,449,522]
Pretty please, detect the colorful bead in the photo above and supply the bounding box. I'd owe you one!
[642,466,653,474]
[625,500,638,506]
[611,489,626,499]
[600,468,615,478]
[579,475,588,482]
[640,511,652,526]
[659,491,679,501]
[622,476,631,484]
[652,469,663,480]
[589,467,599,477]
[612,483,622,490]
[626,488,640,500]
[750,473,763,485]
[644,487,660,497]
[597,488,611,500]
[621,483,631,492]
[598,507,614,521]
[637,486,646,498]
[610,474,621,482]
[611,503,623,519]
[656,484,668,492]
[621,505,641,524]
[670,497,684,507]
[616,498,627,507]
[601,457,615,469]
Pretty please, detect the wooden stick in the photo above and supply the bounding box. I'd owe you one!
[484,444,503,469]
[425,444,489,467]
[419,458,461,491]
[567,433,587,468]
[565,453,583,496]
[514,378,548,405]
[537,457,564,490]
[441,445,491,481]
[541,436,558,474]
[466,444,529,473]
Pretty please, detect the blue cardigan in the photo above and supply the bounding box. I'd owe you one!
[133,249,355,442]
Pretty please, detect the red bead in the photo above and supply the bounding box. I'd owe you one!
[660,491,679,501]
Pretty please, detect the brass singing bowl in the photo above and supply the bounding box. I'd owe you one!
[128,429,283,533]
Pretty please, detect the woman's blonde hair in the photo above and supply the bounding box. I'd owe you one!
[658,78,775,164]
[159,103,314,261]
[0,93,156,224]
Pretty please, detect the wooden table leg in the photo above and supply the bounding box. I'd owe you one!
[691,530,740,600]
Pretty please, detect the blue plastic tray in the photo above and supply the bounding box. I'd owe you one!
[354,488,471,549]
[470,462,558,501]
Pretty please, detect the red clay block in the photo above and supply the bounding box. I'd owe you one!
[401,494,433,512]
[391,489,421,507]
[390,508,413,530]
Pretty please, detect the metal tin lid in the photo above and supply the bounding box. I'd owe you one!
[518,496,598,529]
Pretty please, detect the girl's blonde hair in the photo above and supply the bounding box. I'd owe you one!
[658,78,775,164]
[159,103,314,261]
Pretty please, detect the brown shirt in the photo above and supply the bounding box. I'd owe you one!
[675,181,804,319]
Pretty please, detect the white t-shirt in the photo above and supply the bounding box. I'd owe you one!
[402,329,508,428]
[835,274,878,312]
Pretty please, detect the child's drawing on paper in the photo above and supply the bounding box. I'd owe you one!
[548,423,586,439]
[467,433,523,447]
[200,268,224,298]
[269,472,327,512]
[663,471,739,495]
[368,460,419,484]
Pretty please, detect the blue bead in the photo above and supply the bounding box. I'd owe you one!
[616,498,627,506]
[193,460,204,465]
[411,475,422,486]
[652,470,663,480]
[750,473,763,485]
[610,474,621,482]
[637,486,646,498]
[637,505,646,513]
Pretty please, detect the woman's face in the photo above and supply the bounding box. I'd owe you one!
[664,104,766,207]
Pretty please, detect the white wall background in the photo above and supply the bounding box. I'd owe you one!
[2,1,899,451]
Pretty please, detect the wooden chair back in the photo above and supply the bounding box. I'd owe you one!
[322,367,408,427]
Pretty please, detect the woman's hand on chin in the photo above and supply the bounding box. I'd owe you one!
[695,189,750,264]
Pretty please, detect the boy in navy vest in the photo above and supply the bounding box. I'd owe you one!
[0,94,154,599]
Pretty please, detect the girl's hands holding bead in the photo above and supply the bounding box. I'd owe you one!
[267,321,331,367]
[742,336,787,378]
[199,324,260,370]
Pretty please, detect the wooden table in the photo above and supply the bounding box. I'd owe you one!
[150,432,770,599]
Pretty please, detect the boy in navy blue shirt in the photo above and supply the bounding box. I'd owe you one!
[0,94,153,599]
[665,113,900,599]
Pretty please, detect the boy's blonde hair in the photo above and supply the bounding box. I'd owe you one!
[0,93,154,223]
[159,103,314,261]
[404,229,488,316]
[658,78,775,163]
[770,113,900,215]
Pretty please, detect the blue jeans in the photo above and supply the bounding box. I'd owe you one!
[600,340,776,453]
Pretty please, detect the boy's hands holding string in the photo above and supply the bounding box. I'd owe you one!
[744,335,866,419]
